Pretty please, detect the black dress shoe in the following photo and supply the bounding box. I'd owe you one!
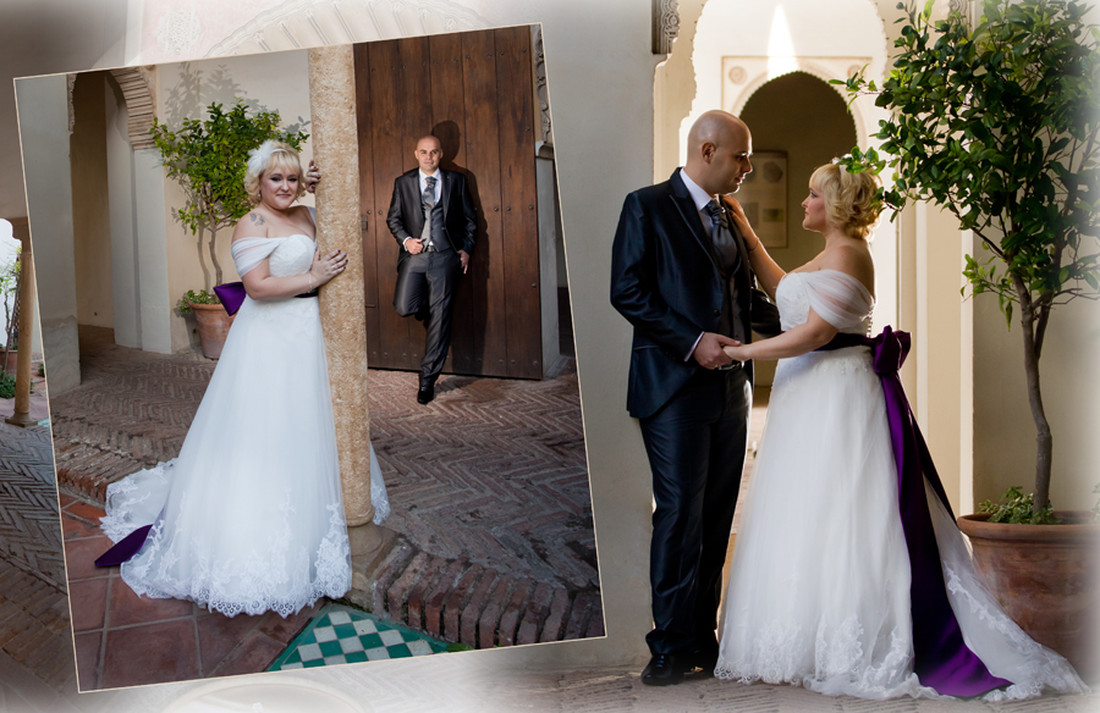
[641,653,689,686]
[417,382,435,405]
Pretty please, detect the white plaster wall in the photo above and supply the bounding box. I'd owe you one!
[105,77,142,348]
[914,204,969,509]
[15,73,80,393]
[133,147,173,353]
[974,288,1100,510]
[684,0,888,153]
[152,49,312,352]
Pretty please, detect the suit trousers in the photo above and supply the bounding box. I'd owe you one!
[639,365,751,657]
[393,249,462,380]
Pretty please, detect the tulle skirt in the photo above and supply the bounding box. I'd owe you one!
[101,294,372,617]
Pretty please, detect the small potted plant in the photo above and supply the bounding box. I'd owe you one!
[839,0,1100,677]
[151,99,307,358]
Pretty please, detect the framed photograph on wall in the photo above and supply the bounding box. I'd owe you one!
[736,150,787,248]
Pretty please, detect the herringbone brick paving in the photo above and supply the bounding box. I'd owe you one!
[0,416,77,695]
[50,325,601,681]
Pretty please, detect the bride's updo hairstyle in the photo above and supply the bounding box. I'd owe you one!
[810,162,882,240]
[244,140,306,205]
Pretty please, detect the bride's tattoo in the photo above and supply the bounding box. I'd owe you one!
[249,212,265,226]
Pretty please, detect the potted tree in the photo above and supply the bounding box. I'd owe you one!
[0,246,19,376]
[151,99,307,358]
[840,0,1099,677]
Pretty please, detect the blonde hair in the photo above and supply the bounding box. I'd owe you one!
[809,162,881,239]
[244,140,305,205]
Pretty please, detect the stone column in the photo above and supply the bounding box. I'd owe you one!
[308,46,387,564]
[6,221,36,428]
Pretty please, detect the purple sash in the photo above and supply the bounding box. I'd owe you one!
[94,524,152,567]
[213,281,247,315]
[819,327,1011,697]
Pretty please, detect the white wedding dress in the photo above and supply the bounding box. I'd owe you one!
[102,227,390,618]
[714,269,1085,700]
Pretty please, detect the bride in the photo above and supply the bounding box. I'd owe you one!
[713,161,1086,699]
[100,140,388,618]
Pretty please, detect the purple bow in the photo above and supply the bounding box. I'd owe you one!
[820,327,1010,697]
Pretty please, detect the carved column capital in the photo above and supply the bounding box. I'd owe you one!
[652,0,680,55]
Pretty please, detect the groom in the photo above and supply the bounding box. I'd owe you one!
[386,134,478,404]
[610,111,781,685]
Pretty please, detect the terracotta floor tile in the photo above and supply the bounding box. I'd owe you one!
[255,602,319,642]
[195,612,263,672]
[62,534,112,582]
[106,574,195,628]
[64,499,105,522]
[73,630,102,691]
[62,511,102,540]
[101,619,199,688]
[206,631,284,678]
[67,577,108,632]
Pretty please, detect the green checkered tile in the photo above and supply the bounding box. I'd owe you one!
[269,603,449,671]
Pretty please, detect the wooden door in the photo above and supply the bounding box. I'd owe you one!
[355,27,542,379]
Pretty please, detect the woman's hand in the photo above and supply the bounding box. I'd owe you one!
[722,343,750,362]
[309,248,348,288]
[305,160,321,193]
[724,197,761,253]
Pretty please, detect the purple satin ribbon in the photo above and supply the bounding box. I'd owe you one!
[819,327,1011,697]
[94,524,152,568]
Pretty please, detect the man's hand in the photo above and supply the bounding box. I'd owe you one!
[405,237,425,254]
[458,249,470,273]
[692,332,738,369]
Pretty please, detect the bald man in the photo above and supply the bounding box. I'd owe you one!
[610,111,781,685]
[387,135,477,404]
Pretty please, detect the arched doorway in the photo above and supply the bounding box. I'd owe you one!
[654,0,894,326]
[738,70,858,388]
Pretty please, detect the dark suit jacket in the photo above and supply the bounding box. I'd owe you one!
[610,168,781,419]
[386,168,477,264]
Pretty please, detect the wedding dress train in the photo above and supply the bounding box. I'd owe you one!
[102,230,389,617]
[714,269,1085,700]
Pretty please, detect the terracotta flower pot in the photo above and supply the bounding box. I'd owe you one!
[957,511,1100,682]
[188,302,235,359]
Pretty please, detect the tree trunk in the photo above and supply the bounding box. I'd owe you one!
[1012,273,1052,515]
[208,227,222,287]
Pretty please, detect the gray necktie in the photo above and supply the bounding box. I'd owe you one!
[420,176,437,247]
[704,199,740,275]
[704,199,744,341]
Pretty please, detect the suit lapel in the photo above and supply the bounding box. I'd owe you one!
[668,169,718,270]
[438,170,451,217]
[406,171,425,234]
[719,196,753,297]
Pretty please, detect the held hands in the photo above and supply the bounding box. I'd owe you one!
[405,238,425,255]
[722,342,750,363]
[692,332,739,370]
[309,248,348,288]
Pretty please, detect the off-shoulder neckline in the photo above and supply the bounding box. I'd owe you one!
[780,268,873,296]
[232,233,314,243]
